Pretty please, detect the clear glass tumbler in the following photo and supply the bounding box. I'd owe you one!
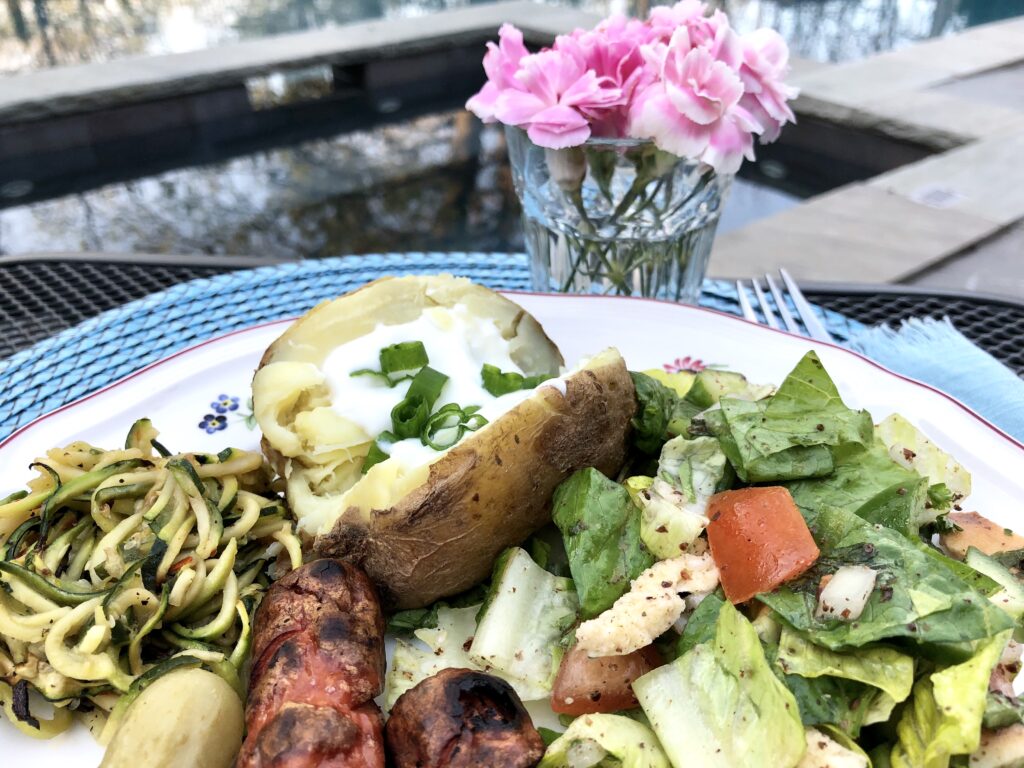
[506,126,732,303]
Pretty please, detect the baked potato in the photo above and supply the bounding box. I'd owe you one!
[253,275,635,609]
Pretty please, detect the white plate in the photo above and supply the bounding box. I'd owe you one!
[3,292,1023,763]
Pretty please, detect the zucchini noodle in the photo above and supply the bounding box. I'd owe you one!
[0,419,299,741]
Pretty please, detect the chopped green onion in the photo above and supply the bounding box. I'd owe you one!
[380,341,428,375]
[391,367,449,439]
[350,369,406,387]
[421,403,489,450]
[480,364,552,397]
[361,442,391,474]
[350,340,429,386]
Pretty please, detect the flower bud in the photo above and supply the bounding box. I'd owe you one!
[545,146,587,192]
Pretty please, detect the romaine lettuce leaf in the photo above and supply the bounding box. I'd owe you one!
[628,436,728,559]
[704,352,873,483]
[470,547,579,700]
[775,663,877,737]
[798,727,870,768]
[634,601,806,768]
[876,413,971,503]
[786,439,927,535]
[630,372,701,454]
[383,604,480,709]
[658,436,729,508]
[776,627,914,718]
[676,592,725,657]
[758,506,1014,657]
[983,691,1024,730]
[890,630,1011,767]
[552,469,654,617]
[538,713,671,768]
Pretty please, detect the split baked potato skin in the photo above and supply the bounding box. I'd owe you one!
[253,274,636,611]
[253,275,565,523]
[315,350,636,610]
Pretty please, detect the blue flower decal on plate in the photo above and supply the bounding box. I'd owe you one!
[198,394,257,433]
[211,394,241,414]
[199,414,228,434]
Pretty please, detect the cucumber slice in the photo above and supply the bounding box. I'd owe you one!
[641,369,697,398]
[685,370,765,408]
[966,547,1024,620]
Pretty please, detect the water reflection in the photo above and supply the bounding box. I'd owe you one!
[0,113,522,256]
[0,110,796,257]
[1,0,1022,74]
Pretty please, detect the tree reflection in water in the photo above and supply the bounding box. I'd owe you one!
[0,112,525,257]
[2,0,1023,74]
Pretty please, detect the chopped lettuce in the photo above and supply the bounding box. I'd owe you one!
[786,439,927,535]
[676,592,725,657]
[776,626,914,727]
[630,372,702,454]
[386,583,488,634]
[704,352,873,483]
[538,713,671,768]
[983,692,1024,730]
[634,601,806,768]
[632,478,708,559]
[890,630,1011,767]
[797,727,870,768]
[469,547,578,700]
[876,413,971,503]
[777,627,914,706]
[777,666,877,737]
[627,436,728,560]
[758,506,1014,658]
[383,604,480,710]
[552,469,654,618]
[657,436,730,509]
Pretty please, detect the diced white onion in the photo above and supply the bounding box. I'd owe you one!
[815,566,877,622]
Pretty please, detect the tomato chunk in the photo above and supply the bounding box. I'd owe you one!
[550,644,662,716]
[706,486,819,604]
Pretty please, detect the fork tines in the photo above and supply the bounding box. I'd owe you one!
[735,269,834,342]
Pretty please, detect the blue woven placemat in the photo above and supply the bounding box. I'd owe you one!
[0,252,859,441]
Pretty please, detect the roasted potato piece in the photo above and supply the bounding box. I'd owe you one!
[100,668,242,768]
[254,275,636,609]
[237,559,386,768]
[385,668,545,768]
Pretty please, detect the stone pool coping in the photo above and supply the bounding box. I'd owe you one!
[1,1,1022,289]
[0,2,599,124]
[712,16,1024,286]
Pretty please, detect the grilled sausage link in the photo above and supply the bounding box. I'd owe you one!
[236,559,386,768]
[385,668,545,768]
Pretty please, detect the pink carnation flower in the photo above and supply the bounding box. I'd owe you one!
[465,23,529,122]
[647,0,712,40]
[554,16,652,136]
[739,28,799,142]
[494,49,623,149]
[628,28,759,174]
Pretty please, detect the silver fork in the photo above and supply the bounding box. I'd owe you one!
[735,269,834,342]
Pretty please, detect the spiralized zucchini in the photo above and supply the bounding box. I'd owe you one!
[0,419,301,741]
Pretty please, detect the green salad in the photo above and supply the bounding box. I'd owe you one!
[385,351,1024,768]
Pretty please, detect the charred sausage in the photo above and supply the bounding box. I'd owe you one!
[385,668,545,768]
[236,559,386,768]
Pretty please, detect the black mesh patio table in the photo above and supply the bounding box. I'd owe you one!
[1,252,1021,375]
